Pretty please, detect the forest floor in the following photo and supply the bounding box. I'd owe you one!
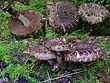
[0,0,110,83]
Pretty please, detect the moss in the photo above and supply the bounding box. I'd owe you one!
[0,0,110,83]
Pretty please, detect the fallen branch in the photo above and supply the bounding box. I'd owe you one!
[41,71,83,83]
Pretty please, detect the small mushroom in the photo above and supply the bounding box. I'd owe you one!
[64,40,103,63]
[48,1,79,34]
[3,5,43,37]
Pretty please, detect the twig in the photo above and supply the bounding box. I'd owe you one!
[41,71,83,83]
[46,70,52,83]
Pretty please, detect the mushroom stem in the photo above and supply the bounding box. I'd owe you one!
[32,60,43,69]
[56,52,62,64]
[89,24,100,36]
[41,17,49,37]
[56,51,61,56]
[47,59,55,65]
[56,56,62,64]
[18,14,31,27]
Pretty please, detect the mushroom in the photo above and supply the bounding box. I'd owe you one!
[40,38,70,64]
[3,5,43,38]
[28,45,60,71]
[78,3,109,24]
[48,1,79,34]
[40,38,70,54]
[67,37,81,44]
[78,3,109,35]
[43,38,69,52]
[64,38,103,63]
[29,45,56,60]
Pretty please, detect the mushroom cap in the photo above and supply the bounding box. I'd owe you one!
[78,3,109,24]
[65,43,103,62]
[49,1,79,34]
[67,37,81,44]
[29,45,56,60]
[8,10,43,37]
[41,38,69,52]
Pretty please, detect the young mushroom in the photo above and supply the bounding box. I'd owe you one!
[78,3,109,35]
[48,1,79,34]
[3,5,43,38]
[64,37,103,63]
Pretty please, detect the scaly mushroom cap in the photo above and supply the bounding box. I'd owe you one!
[78,3,109,24]
[42,38,69,52]
[65,43,103,62]
[29,45,56,60]
[67,37,81,44]
[9,10,43,37]
[49,1,79,34]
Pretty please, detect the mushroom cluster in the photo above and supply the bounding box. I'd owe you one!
[26,37,103,71]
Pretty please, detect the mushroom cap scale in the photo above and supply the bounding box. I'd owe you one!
[65,43,103,62]
[49,1,79,34]
[29,45,56,60]
[78,3,109,24]
[9,10,43,37]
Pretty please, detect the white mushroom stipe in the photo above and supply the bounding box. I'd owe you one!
[61,23,66,32]
[18,14,31,27]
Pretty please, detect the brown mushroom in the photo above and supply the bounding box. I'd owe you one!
[78,3,109,24]
[41,38,69,52]
[64,39,103,63]
[67,37,81,44]
[48,1,79,34]
[3,5,43,37]
[29,45,56,60]
[28,45,61,71]
[78,3,109,35]
[40,38,70,64]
